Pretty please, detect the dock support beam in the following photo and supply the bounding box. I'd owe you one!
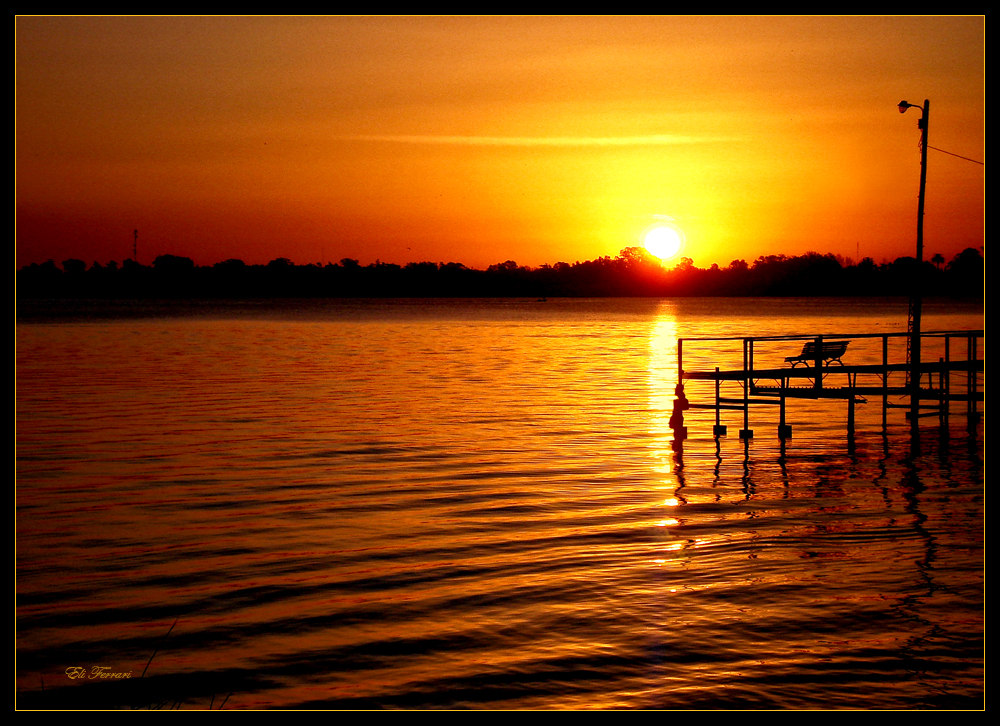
[778,376,791,439]
[740,340,752,439]
[813,336,824,391]
[967,334,981,425]
[882,335,889,430]
[713,367,727,437]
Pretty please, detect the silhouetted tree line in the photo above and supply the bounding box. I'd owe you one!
[16,247,984,300]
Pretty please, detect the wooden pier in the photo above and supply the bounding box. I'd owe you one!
[673,329,983,439]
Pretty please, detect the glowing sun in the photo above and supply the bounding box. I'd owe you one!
[642,223,684,261]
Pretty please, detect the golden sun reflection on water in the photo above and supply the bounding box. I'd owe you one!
[647,309,679,476]
[647,308,691,568]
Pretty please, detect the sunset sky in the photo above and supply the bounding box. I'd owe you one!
[16,16,984,270]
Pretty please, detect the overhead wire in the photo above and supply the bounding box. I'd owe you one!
[927,145,984,165]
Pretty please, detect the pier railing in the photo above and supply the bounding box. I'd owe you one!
[675,329,983,439]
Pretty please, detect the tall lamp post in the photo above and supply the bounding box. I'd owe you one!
[898,99,929,431]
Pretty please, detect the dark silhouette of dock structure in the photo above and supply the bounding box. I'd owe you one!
[666,99,984,444]
[672,329,983,440]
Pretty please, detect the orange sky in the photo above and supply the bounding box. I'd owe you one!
[16,16,984,270]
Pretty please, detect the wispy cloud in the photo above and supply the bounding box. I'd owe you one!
[341,134,733,146]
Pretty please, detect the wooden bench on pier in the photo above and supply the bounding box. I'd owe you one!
[784,340,849,368]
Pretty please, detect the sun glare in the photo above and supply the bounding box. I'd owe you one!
[643,224,684,261]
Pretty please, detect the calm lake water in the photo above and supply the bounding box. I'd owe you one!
[16,298,983,709]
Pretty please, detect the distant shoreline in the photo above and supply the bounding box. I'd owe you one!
[16,248,984,304]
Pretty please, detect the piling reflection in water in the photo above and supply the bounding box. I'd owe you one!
[16,298,982,709]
